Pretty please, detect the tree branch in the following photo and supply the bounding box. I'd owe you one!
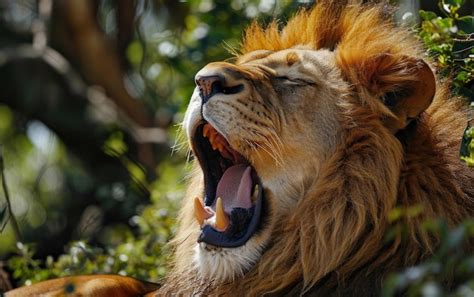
[0,147,22,242]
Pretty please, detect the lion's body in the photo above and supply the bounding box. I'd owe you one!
[5,275,160,297]
[159,1,474,296]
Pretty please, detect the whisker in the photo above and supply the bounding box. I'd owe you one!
[172,122,189,156]
[247,128,285,168]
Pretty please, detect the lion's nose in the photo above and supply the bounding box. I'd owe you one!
[195,67,244,104]
[195,75,225,104]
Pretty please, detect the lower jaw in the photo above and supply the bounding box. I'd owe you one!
[194,218,275,285]
[197,177,264,248]
[194,242,263,283]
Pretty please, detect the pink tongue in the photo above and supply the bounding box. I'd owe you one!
[215,164,253,214]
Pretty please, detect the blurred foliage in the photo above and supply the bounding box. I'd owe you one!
[418,0,474,100]
[7,162,182,284]
[4,159,187,286]
[383,218,474,297]
[460,123,474,167]
[127,0,310,116]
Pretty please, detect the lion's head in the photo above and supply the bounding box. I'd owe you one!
[161,1,474,296]
[183,46,348,282]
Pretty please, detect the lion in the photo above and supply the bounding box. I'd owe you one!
[6,1,474,297]
[158,1,474,296]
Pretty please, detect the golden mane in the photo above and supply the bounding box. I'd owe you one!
[159,1,474,296]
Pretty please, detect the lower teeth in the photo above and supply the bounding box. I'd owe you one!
[251,184,259,203]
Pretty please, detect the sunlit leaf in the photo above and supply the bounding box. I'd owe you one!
[126,41,144,67]
[405,204,424,218]
[460,123,474,167]
[419,10,437,21]
[388,207,403,223]
[103,131,128,157]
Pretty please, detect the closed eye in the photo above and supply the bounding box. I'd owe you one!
[275,76,316,86]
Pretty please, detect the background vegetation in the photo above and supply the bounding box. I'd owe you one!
[0,0,472,295]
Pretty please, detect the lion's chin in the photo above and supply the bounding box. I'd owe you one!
[193,240,265,283]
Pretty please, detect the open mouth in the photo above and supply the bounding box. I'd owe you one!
[192,122,263,248]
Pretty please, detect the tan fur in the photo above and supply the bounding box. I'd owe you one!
[159,1,474,296]
[6,275,159,297]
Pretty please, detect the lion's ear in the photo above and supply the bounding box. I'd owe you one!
[338,52,436,133]
[379,58,436,132]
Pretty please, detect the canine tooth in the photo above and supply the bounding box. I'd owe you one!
[251,184,259,203]
[203,124,210,138]
[194,197,208,226]
[213,142,222,151]
[209,132,216,145]
[215,197,230,232]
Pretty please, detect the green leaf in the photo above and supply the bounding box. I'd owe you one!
[457,16,474,33]
[442,0,465,15]
[406,204,424,218]
[419,10,438,21]
[437,17,454,30]
[102,131,128,157]
[455,71,469,83]
[460,123,474,167]
[444,0,465,6]
[388,207,403,223]
[126,41,144,67]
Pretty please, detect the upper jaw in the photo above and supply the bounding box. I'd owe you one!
[184,89,204,141]
[184,89,233,145]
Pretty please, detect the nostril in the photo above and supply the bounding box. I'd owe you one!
[195,75,224,103]
[195,75,244,103]
[210,80,223,96]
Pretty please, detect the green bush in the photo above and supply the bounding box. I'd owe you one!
[5,160,186,286]
[6,175,177,286]
[382,218,474,297]
[418,0,473,99]
[419,0,473,168]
